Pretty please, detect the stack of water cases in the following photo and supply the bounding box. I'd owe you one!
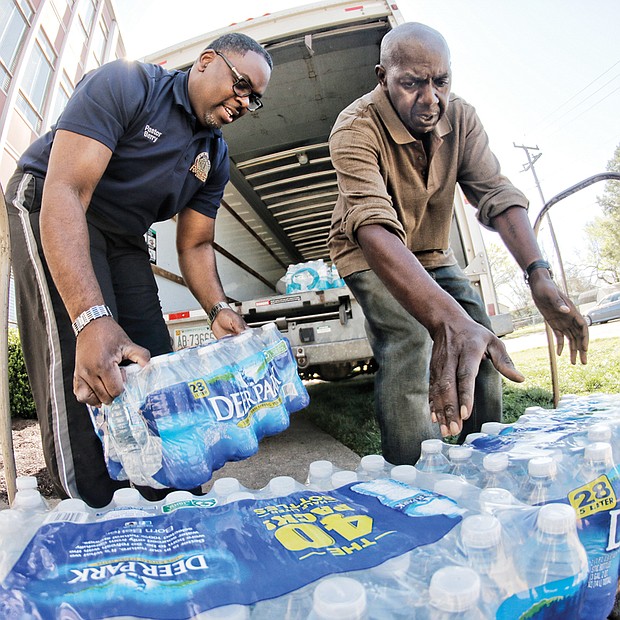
[1,394,618,618]
[88,323,310,489]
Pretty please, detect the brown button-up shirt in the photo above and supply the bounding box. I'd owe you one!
[328,86,529,277]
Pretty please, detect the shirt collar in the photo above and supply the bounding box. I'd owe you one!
[172,69,222,137]
[370,85,452,144]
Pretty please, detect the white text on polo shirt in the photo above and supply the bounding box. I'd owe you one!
[144,124,162,143]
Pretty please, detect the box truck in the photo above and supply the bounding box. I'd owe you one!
[144,0,512,380]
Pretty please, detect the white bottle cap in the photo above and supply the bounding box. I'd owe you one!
[463,432,487,444]
[16,476,38,491]
[360,454,385,472]
[309,460,334,479]
[480,422,505,435]
[434,478,468,500]
[483,452,509,473]
[448,445,474,462]
[588,424,612,443]
[312,577,367,619]
[164,490,195,504]
[370,552,411,578]
[55,498,89,513]
[479,487,515,510]
[429,566,481,612]
[213,477,241,496]
[584,442,613,463]
[390,464,417,485]
[536,503,577,535]
[420,439,444,455]
[528,456,557,478]
[269,476,297,496]
[331,470,358,487]
[197,603,250,619]
[461,514,502,548]
[112,487,141,506]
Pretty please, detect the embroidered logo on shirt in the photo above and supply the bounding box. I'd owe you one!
[143,124,162,143]
[190,152,211,182]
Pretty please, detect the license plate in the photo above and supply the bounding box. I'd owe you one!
[172,325,214,350]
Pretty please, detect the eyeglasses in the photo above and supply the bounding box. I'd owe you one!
[215,51,263,112]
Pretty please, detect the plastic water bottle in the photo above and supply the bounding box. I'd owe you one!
[210,477,248,504]
[390,465,417,486]
[359,552,422,617]
[518,503,588,607]
[519,456,558,505]
[97,487,159,520]
[416,440,450,474]
[478,487,519,514]
[331,470,358,488]
[427,566,485,619]
[460,514,524,609]
[306,460,335,490]
[448,446,480,485]
[44,498,92,524]
[357,455,388,481]
[0,508,32,581]
[11,488,49,513]
[261,476,304,499]
[226,491,256,503]
[307,576,368,619]
[480,453,518,496]
[576,441,615,484]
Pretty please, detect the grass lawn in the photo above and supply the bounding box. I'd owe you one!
[305,337,620,456]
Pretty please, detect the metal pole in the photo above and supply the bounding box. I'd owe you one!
[0,186,17,504]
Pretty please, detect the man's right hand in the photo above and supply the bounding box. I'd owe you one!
[73,318,150,407]
[427,317,524,437]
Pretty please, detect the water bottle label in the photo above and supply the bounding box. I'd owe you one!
[568,474,617,519]
[496,574,587,619]
[161,498,217,513]
[0,486,461,618]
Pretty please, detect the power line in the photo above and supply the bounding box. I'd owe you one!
[533,58,620,130]
[543,83,620,139]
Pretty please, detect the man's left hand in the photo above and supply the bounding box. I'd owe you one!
[528,270,589,364]
[211,308,248,339]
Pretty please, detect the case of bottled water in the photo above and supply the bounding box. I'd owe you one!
[88,323,309,490]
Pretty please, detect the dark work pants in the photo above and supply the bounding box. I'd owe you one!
[346,265,502,466]
[6,171,173,507]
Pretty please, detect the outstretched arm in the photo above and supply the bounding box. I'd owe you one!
[357,224,524,437]
[176,207,247,338]
[491,206,588,364]
[40,130,151,407]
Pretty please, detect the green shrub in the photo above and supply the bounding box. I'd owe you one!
[7,328,36,419]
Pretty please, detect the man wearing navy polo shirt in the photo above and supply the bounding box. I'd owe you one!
[6,33,272,507]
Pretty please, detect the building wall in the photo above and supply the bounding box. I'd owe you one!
[0,0,125,190]
[0,0,125,326]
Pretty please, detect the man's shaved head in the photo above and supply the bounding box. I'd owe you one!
[380,23,450,69]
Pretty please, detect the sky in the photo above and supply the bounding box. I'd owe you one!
[112,0,620,271]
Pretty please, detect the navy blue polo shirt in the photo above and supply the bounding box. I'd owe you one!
[19,59,229,235]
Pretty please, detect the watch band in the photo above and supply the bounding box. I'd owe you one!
[524,259,553,284]
[71,305,113,337]
[207,301,232,325]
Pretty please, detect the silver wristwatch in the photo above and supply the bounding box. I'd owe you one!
[207,301,232,325]
[71,305,113,337]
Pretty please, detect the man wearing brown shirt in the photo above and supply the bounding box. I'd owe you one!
[328,22,588,464]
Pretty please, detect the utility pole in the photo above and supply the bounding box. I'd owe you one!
[513,143,569,295]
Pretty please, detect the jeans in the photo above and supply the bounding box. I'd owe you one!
[346,264,502,465]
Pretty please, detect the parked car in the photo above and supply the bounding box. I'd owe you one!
[585,292,620,326]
